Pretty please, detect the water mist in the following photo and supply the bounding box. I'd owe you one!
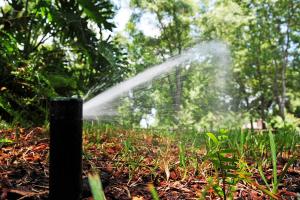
[83,41,230,120]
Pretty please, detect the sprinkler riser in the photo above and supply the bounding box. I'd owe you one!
[49,98,82,200]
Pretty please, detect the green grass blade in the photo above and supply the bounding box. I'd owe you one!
[88,173,106,200]
[278,156,296,182]
[179,142,186,168]
[257,163,271,191]
[240,130,245,156]
[206,132,219,145]
[0,138,13,148]
[148,183,160,200]
[268,131,278,194]
[252,181,280,200]
[0,138,13,143]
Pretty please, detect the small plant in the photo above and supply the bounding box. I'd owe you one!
[269,131,278,194]
[179,142,188,180]
[231,129,248,157]
[81,123,300,199]
[0,119,10,129]
[123,138,135,154]
[147,183,160,200]
[204,131,238,199]
[119,138,140,182]
[0,137,13,148]
[88,173,106,200]
[255,131,281,197]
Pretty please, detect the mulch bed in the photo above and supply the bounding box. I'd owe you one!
[0,128,299,199]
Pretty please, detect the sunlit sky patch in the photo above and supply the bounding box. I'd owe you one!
[0,0,6,8]
[0,0,160,37]
[112,0,160,37]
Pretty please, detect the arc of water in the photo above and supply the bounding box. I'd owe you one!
[83,41,229,119]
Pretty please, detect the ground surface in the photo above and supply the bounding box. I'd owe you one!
[0,127,300,199]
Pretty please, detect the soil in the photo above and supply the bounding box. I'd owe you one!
[0,128,299,200]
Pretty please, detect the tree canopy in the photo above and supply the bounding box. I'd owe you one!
[0,0,129,124]
[115,0,300,130]
[0,0,299,129]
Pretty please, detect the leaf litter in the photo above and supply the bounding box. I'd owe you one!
[0,127,299,199]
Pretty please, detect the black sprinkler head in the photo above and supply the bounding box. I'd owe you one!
[49,97,83,200]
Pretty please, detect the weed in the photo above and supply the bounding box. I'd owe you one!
[0,137,13,148]
[204,131,238,199]
[147,183,160,200]
[88,173,106,200]
[269,131,278,194]
[82,122,300,199]
[179,142,187,180]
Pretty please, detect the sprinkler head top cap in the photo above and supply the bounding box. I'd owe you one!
[50,97,82,120]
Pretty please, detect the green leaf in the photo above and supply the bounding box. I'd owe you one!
[0,138,13,143]
[225,172,237,178]
[206,132,219,145]
[269,131,278,194]
[148,184,160,200]
[219,149,236,154]
[258,163,271,191]
[219,128,229,134]
[88,173,106,200]
[211,159,221,168]
[219,155,235,162]
[76,0,115,30]
[222,164,237,170]
[179,142,186,168]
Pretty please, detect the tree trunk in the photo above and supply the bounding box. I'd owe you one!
[279,20,290,121]
[174,67,181,113]
[273,59,282,118]
[250,117,254,132]
[256,59,266,129]
[280,63,286,121]
[260,95,266,129]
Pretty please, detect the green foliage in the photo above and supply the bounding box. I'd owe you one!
[270,114,300,132]
[258,161,271,191]
[88,173,106,200]
[0,0,129,125]
[201,127,300,198]
[77,0,115,30]
[200,0,300,123]
[148,183,160,200]
[83,123,299,199]
[205,131,239,199]
[120,0,300,130]
[269,131,278,194]
[178,142,187,179]
[116,0,207,128]
[0,137,13,148]
[0,119,10,130]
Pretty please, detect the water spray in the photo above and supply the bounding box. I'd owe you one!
[83,41,230,120]
[49,98,83,200]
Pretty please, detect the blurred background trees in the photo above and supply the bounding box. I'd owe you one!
[0,0,299,129]
[117,0,300,130]
[199,0,300,129]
